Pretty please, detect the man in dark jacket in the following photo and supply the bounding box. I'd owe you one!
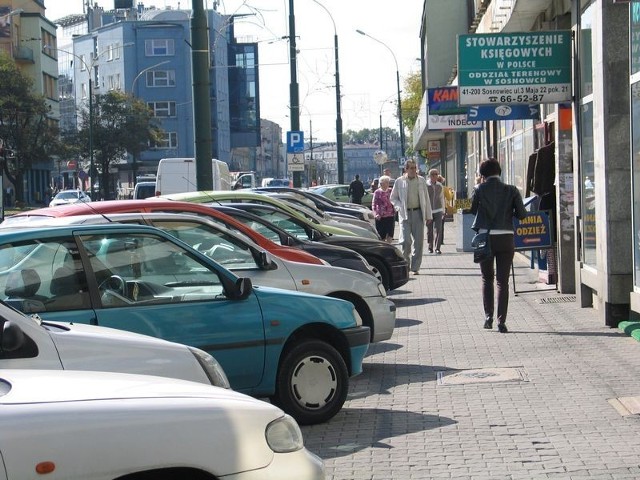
[348,175,365,204]
[470,159,527,333]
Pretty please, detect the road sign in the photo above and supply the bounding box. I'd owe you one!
[457,31,572,106]
[286,131,304,153]
[287,153,304,172]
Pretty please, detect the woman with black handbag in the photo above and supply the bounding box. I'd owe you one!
[470,159,527,333]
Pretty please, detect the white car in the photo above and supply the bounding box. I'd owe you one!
[0,369,325,480]
[49,189,91,207]
[0,300,229,388]
[24,212,396,343]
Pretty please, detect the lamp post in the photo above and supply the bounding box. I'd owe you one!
[311,0,344,184]
[355,29,405,158]
[46,43,133,199]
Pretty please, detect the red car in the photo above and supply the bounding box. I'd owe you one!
[5,199,325,266]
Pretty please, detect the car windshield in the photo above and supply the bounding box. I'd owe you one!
[56,191,81,200]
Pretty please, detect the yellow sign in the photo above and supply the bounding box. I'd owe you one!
[455,198,472,211]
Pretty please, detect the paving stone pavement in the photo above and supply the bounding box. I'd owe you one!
[301,219,640,480]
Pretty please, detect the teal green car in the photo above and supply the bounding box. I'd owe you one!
[162,190,359,237]
[0,223,369,425]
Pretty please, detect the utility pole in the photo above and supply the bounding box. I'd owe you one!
[192,0,213,190]
[289,0,301,188]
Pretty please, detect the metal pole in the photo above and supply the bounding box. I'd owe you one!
[289,0,301,187]
[89,78,94,199]
[191,0,213,190]
[312,1,344,184]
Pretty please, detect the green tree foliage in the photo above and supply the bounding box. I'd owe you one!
[401,71,423,157]
[343,127,398,145]
[76,91,162,199]
[0,52,61,203]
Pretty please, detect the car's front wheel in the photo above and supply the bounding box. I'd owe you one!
[272,340,348,425]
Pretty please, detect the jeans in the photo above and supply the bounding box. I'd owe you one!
[479,233,515,324]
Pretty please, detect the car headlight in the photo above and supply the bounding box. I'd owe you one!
[265,414,304,453]
[188,347,231,389]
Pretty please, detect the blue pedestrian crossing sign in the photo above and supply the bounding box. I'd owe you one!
[286,131,304,153]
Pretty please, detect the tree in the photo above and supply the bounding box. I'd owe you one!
[401,71,423,157]
[0,52,61,203]
[76,91,162,199]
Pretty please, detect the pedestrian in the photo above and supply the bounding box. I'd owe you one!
[438,174,453,243]
[426,169,445,254]
[370,178,379,193]
[348,174,366,204]
[470,158,527,333]
[390,160,432,274]
[371,175,395,243]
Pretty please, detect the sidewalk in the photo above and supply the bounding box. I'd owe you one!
[303,218,640,479]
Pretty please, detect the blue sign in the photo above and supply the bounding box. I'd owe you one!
[286,131,304,153]
[428,86,466,115]
[468,105,540,121]
[513,210,553,250]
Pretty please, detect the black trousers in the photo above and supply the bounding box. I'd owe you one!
[479,234,515,324]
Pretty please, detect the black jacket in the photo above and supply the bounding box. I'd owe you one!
[470,177,527,231]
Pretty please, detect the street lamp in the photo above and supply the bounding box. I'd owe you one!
[310,0,344,184]
[356,29,405,158]
[46,43,132,199]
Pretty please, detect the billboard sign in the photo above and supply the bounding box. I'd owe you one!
[513,210,553,250]
[427,113,482,131]
[457,31,572,106]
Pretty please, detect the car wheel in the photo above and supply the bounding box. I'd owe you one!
[272,340,348,425]
[367,257,390,290]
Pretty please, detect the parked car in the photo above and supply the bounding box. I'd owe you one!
[0,369,325,479]
[4,199,326,267]
[214,205,380,277]
[30,212,394,343]
[256,186,376,226]
[162,190,361,237]
[310,184,374,207]
[49,189,91,207]
[261,191,380,239]
[0,223,369,424]
[0,299,229,387]
[216,203,410,291]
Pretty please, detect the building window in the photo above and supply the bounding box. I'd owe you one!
[152,132,178,149]
[147,101,176,117]
[579,2,596,268]
[145,39,175,56]
[79,54,87,71]
[43,73,57,100]
[42,29,56,58]
[146,70,176,87]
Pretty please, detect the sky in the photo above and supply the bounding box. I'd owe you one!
[45,0,424,143]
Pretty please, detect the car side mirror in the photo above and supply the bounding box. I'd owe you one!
[232,277,253,300]
[257,251,277,271]
[312,229,323,241]
[1,321,25,352]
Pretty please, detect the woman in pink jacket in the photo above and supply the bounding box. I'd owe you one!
[371,175,395,243]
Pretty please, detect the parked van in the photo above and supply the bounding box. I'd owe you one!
[155,158,232,196]
[133,181,156,199]
[232,171,258,190]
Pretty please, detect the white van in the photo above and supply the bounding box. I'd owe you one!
[155,158,232,196]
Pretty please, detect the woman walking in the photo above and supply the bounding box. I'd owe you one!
[372,175,395,243]
[470,159,527,333]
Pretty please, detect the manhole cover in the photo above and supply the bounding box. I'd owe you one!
[437,367,530,385]
[539,296,576,304]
